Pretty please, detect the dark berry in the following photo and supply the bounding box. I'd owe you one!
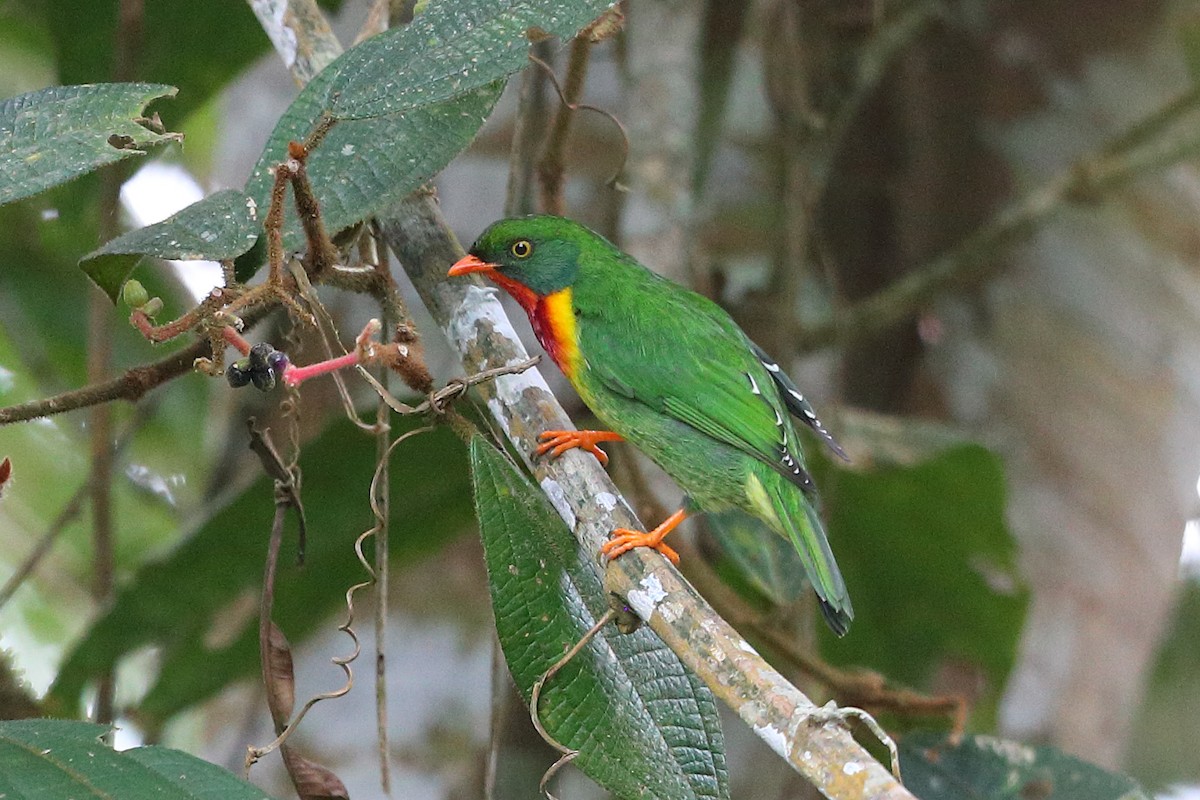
[226,360,251,388]
[251,368,277,392]
[266,350,290,378]
[248,342,275,371]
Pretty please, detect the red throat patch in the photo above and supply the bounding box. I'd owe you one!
[486,273,580,380]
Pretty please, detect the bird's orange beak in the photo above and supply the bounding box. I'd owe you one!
[448,254,499,277]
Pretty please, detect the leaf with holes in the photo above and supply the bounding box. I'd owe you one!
[0,719,270,799]
[900,731,1151,800]
[0,83,180,206]
[469,436,728,800]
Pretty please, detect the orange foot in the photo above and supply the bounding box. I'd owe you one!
[600,508,688,566]
[536,429,624,467]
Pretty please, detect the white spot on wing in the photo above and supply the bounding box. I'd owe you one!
[747,373,762,395]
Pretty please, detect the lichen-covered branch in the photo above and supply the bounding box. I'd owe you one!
[378,194,914,800]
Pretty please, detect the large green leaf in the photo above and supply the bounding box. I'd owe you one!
[0,83,179,206]
[0,719,271,799]
[240,79,502,277]
[46,417,472,729]
[321,0,614,120]
[900,731,1151,800]
[816,444,1027,706]
[704,412,973,610]
[469,436,728,800]
[83,0,618,296]
[702,510,807,607]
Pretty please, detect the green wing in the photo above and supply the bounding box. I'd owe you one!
[573,257,853,634]
[576,265,812,491]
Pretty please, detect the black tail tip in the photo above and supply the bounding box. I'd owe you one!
[819,600,853,637]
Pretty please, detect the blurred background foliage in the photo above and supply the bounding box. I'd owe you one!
[0,0,1198,798]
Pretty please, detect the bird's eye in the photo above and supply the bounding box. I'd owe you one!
[510,239,533,258]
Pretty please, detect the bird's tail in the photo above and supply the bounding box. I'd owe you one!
[766,473,853,636]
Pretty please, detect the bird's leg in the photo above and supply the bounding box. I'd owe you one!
[601,508,688,565]
[536,429,624,467]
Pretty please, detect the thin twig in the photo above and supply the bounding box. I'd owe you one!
[505,40,553,217]
[536,36,592,215]
[246,424,433,766]
[0,304,274,426]
[798,81,1200,351]
[530,54,631,193]
[88,0,146,728]
[530,609,616,800]
[373,303,393,796]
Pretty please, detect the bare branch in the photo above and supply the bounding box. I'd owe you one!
[536,37,592,216]
[0,305,273,426]
[799,83,1200,352]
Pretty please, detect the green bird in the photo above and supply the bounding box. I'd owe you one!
[449,215,853,635]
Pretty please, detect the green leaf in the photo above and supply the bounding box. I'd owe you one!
[86,0,618,287]
[900,731,1151,800]
[816,445,1027,707]
[79,188,259,300]
[34,0,345,124]
[0,83,179,206]
[46,418,472,729]
[469,436,728,800]
[323,0,615,120]
[241,80,504,277]
[704,413,973,610]
[0,719,271,799]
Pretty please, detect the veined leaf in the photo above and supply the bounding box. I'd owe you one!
[240,80,503,280]
[900,731,1151,800]
[469,436,728,800]
[0,720,271,799]
[0,83,179,207]
[322,0,616,120]
[80,188,260,300]
[82,0,617,296]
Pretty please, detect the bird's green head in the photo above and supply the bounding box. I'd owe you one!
[448,215,590,301]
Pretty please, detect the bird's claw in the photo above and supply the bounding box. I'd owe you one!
[536,429,612,466]
[600,528,680,565]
